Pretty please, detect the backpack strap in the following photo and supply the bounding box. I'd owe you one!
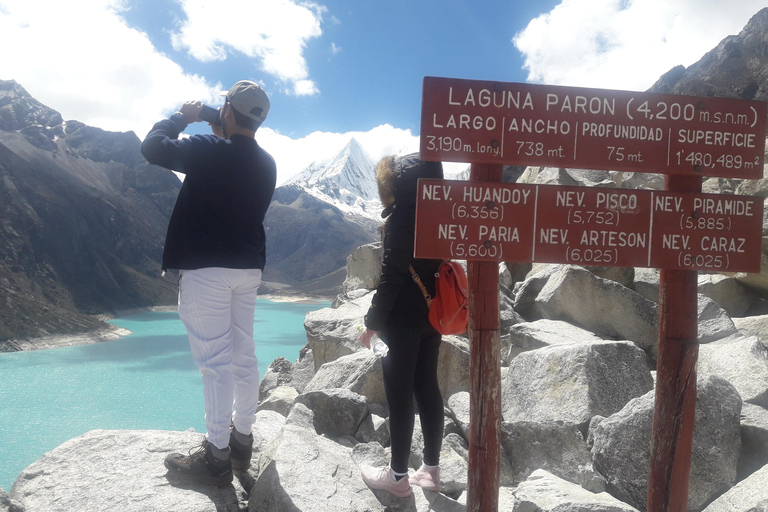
[409,265,433,308]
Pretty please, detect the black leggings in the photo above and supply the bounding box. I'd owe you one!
[380,317,444,473]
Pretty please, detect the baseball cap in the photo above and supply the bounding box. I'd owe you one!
[221,80,270,124]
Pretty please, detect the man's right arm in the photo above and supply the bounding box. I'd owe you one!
[140,114,189,170]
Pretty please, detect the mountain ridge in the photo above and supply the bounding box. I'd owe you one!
[285,137,382,223]
[0,80,180,342]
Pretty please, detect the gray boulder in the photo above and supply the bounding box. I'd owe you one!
[500,291,525,332]
[513,264,560,319]
[437,335,471,399]
[258,385,299,416]
[249,424,382,512]
[259,356,294,401]
[733,313,768,339]
[506,319,605,363]
[591,375,742,511]
[701,463,768,512]
[447,392,470,438]
[342,242,383,294]
[303,293,372,370]
[566,168,615,187]
[608,171,663,190]
[732,237,768,296]
[703,176,740,195]
[501,421,606,491]
[10,429,249,512]
[585,266,634,288]
[534,266,658,357]
[0,487,24,512]
[499,262,514,290]
[697,274,753,317]
[517,166,580,186]
[285,402,315,430]
[502,340,653,429]
[293,388,368,438]
[437,439,469,496]
[511,469,640,512]
[698,333,768,407]
[253,409,287,454]
[504,261,534,289]
[738,403,768,479]
[303,350,387,405]
[355,412,389,446]
[289,347,316,393]
[697,294,738,343]
[632,268,659,303]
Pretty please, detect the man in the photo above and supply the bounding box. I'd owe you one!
[141,80,277,486]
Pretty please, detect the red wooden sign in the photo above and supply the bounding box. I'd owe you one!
[414,179,763,273]
[420,77,767,178]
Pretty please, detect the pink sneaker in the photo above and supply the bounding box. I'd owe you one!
[361,465,413,497]
[409,465,441,492]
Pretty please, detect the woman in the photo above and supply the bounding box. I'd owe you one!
[359,153,444,497]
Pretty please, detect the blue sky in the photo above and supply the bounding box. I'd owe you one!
[118,0,562,136]
[0,0,765,183]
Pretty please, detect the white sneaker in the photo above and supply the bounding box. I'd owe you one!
[361,465,413,497]
[409,465,441,492]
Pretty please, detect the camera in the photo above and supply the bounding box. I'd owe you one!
[198,104,221,126]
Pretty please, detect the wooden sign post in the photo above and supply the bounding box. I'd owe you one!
[648,174,702,512]
[466,163,503,511]
[416,76,766,512]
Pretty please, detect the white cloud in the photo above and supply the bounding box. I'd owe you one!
[171,0,324,96]
[513,0,766,91]
[292,79,320,96]
[0,0,220,138]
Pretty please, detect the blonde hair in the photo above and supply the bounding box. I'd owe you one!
[375,155,396,209]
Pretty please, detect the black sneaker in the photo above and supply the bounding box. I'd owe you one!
[229,426,254,471]
[164,439,233,486]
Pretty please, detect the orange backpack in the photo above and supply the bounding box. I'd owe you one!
[410,261,469,335]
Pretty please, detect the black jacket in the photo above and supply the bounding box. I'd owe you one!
[365,154,443,331]
[141,116,276,271]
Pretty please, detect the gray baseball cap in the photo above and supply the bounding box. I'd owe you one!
[222,80,270,124]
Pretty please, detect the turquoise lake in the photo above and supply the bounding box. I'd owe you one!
[0,298,328,491]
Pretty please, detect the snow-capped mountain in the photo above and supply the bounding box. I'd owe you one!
[286,138,382,221]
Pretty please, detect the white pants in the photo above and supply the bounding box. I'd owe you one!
[178,267,262,450]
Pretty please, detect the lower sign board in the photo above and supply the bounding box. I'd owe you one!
[414,179,763,273]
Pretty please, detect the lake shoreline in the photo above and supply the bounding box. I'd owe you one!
[1,294,331,353]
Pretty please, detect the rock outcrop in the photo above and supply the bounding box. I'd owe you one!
[9,248,768,511]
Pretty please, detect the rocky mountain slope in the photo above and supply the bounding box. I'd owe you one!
[648,8,768,102]
[285,137,381,218]
[0,80,180,344]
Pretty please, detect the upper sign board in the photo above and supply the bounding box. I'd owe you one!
[420,77,767,178]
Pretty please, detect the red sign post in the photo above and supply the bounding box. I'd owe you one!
[465,163,503,512]
[417,76,767,512]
